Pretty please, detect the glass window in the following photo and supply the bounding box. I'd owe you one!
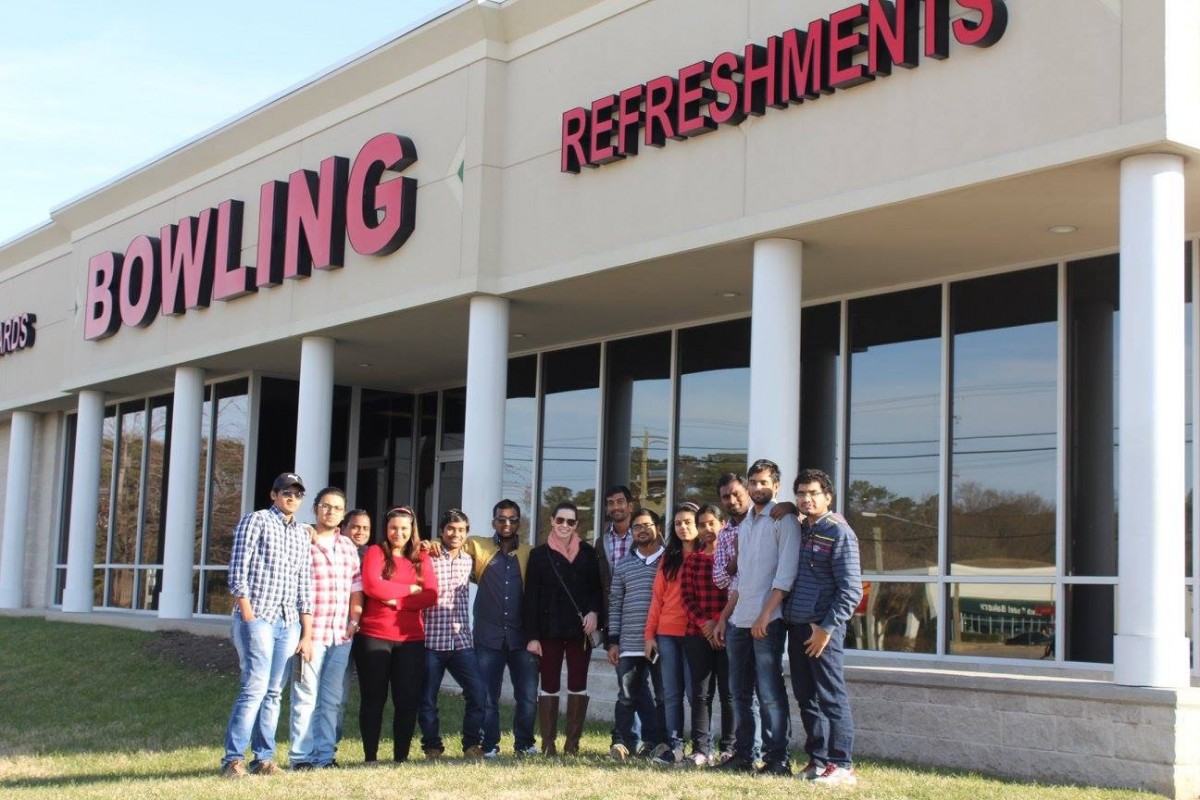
[1066,256,1117,577]
[504,356,538,541]
[328,385,353,491]
[253,377,298,505]
[440,387,467,452]
[947,582,1054,659]
[846,287,941,575]
[675,319,750,505]
[801,303,841,479]
[206,380,249,569]
[139,396,171,567]
[111,403,145,568]
[1065,583,1112,663]
[1186,247,1193,578]
[415,392,439,535]
[846,580,937,654]
[194,386,212,564]
[355,390,414,525]
[950,267,1057,575]
[95,410,117,565]
[605,333,671,516]
[539,345,601,540]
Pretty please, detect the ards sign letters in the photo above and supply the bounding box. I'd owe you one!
[84,132,418,341]
[561,0,1007,173]
[0,313,36,358]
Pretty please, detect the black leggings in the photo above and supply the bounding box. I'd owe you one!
[353,634,425,761]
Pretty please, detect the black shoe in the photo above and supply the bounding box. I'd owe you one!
[290,762,315,772]
[714,756,756,772]
[756,760,793,777]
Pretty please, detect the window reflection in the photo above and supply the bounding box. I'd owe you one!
[539,345,601,540]
[95,412,117,565]
[206,380,249,569]
[947,582,1054,659]
[801,304,841,479]
[846,580,936,654]
[505,356,537,542]
[194,387,211,563]
[605,334,671,516]
[846,288,941,575]
[112,404,145,566]
[675,320,750,505]
[140,397,170,567]
[951,267,1057,574]
[356,390,414,529]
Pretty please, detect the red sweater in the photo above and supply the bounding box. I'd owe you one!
[645,566,695,638]
[359,548,438,642]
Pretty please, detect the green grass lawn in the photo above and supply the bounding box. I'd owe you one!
[0,617,1164,799]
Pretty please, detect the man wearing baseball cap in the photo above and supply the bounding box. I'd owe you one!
[221,472,315,778]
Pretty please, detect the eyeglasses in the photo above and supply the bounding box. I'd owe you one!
[316,503,345,513]
[796,490,829,499]
[493,516,520,526]
[279,489,304,499]
[632,522,656,533]
[553,516,579,528]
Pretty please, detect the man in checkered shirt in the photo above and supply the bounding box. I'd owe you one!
[419,509,488,759]
[288,487,362,770]
[221,472,314,778]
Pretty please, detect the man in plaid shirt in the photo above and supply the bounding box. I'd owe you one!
[713,472,750,591]
[419,509,487,758]
[288,488,362,770]
[221,472,314,778]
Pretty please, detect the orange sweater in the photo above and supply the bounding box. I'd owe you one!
[644,567,693,638]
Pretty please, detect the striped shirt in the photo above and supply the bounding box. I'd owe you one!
[228,505,313,625]
[783,511,864,632]
[424,550,475,651]
[607,546,663,655]
[309,533,362,646]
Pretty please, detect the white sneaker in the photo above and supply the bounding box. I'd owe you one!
[798,761,823,781]
[482,747,501,759]
[689,752,710,767]
[812,764,857,786]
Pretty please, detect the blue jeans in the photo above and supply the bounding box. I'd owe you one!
[419,648,487,752]
[476,644,538,752]
[682,633,733,756]
[788,622,855,768]
[223,614,300,768]
[657,635,690,753]
[727,622,785,762]
[288,639,352,766]
[613,655,665,750]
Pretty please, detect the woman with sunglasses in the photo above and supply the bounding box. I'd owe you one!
[354,506,438,763]
[523,501,602,756]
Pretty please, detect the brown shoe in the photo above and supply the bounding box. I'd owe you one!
[537,694,560,756]
[563,693,589,755]
[464,745,484,758]
[250,760,281,776]
[424,748,443,762]
[220,760,248,778]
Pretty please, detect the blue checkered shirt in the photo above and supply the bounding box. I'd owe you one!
[423,550,474,651]
[228,505,313,624]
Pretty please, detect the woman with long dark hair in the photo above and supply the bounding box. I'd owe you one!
[645,502,701,765]
[354,506,438,763]
[523,501,602,755]
[679,502,734,764]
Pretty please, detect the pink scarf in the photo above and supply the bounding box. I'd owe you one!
[547,531,581,563]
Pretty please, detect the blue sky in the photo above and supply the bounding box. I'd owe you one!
[0,0,458,245]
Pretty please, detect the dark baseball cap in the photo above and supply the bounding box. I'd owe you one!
[272,472,306,492]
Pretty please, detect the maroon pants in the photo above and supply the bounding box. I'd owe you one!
[537,637,591,693]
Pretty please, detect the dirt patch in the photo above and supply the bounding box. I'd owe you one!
[145,630,240,675]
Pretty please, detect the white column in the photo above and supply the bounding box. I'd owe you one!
[748,238,803,501]
[63,390,106,612]
[462,295,509,527]
[1113,153,1190,687]
[158,367,205,619]
[294,336,336,511]
[0,411,37,609]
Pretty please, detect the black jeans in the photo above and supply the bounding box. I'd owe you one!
[353,634,425,762]
[683,633,733,756]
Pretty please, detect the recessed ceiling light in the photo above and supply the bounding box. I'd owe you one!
[358,362,372,368]
[1047,225,1077,235]
[720,291,740,298]
[513,332,525,339]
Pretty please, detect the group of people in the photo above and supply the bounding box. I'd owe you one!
[218,458,863,788]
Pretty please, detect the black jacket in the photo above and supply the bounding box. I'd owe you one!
[523,542,603,640]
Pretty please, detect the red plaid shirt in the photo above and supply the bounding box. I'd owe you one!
[713,520,739,591]
[681,550,727,631]
[309,533,362,646]
[422,550,474,651]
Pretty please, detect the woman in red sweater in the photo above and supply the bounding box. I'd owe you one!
[645,501,701,766]
[354,506,438,763]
